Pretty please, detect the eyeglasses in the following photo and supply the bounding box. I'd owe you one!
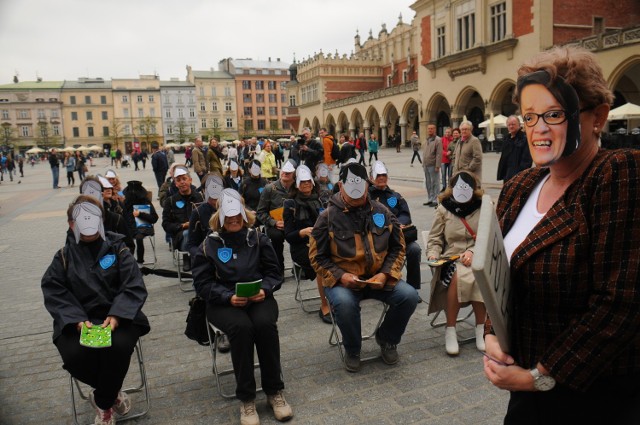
[522,110,567,127]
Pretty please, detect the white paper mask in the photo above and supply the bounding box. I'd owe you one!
[72,202,105,243]
[205,175,224,201]
[452,176,474,204]
[371,161,388,179]
[343,170,366,199]
[281,160,296,173]
[296,165,314,187]
[249,163,261,177]
[97,175,113,189]
[229,161,239,171]
[218,189,247,226]
[81,180,103,203]
[317,164,329,178]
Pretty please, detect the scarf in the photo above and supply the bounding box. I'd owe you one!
[294,192,322,222]
[441,196,482,218]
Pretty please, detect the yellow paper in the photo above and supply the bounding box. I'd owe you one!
[269,207,284,221]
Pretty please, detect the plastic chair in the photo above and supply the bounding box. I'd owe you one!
[327,298,389,366]
[70,339,150,424]
[206,319,263,399]
[292,262,320,313]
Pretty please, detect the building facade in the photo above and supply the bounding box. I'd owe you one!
[219,58,290,139]
[61,78,113,150]
[286,0,640,147]
[186,66,235,141]
[159,79,197,145]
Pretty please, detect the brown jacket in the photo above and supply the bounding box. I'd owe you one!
[452,135,482,181]
[192,146,207,176]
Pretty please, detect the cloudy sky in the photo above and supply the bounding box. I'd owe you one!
[0,0,415,84]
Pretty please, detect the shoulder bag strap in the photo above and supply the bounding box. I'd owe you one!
[459,217,477,241]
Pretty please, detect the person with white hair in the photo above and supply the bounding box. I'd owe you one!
[451,121,483,182]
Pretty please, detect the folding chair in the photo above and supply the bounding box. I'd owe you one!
[173,249,194,292]
[205,319,264,399]
[327,298,389,365]
[292,262,320,313]
[70,339,150,425]
[141,234,157,269]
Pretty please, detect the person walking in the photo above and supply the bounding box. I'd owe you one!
[64,151,76,187]
[49,149,61,189]
[367,134,379,163]
[150,143,169,189]
[410,131,422,166]
[356,132,367,166]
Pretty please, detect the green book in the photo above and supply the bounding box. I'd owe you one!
[235,279,262,298]
[79,323,112,348]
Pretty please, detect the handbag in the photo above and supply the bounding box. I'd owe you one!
[402,224,418,244]
[184,296,210,346]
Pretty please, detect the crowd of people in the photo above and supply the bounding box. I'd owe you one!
[37,46,639,425]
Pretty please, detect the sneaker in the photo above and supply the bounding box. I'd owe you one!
[94,407,115,425]
[475,324,486,351]
[240,400,260,425]
[267,390,293,422]
[217,333,230,353]
[344,351,361,372]
[113,390,131,416]
[375,332,399,365]
[445,326,459,356]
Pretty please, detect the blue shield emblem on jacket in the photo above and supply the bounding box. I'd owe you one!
[99,254,116,270]
[258,187,264,194]
[372,213,385,228]
[387,196,398,208]
[218,247,232,263]
[176,200,185,208]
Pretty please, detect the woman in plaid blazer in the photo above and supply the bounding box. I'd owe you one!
[483,46,640,424]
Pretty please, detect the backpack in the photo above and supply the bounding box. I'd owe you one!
[329,137,340,161]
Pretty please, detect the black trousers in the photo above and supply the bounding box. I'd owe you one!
[154,171,165,189]
[411,151,422,164]
[290,243,316,280]
[54,323,142,410]
[134,234,146,262]
[207,297,284,401]
[368,152,378,163]
[505,373,640,425]
[266,227,285,272]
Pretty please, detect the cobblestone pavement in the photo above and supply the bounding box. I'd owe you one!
[0,149,509,424]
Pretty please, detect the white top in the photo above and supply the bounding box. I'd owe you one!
[503,174,550,262]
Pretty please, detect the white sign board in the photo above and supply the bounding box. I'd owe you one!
[472,195,512,353]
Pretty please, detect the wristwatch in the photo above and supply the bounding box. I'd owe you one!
[530,367,556,391]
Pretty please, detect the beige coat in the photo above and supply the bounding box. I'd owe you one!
[451,135,482,182]
[426,204,483,314]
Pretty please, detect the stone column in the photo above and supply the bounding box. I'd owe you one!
[364,127,371,140]
[349,125,356,140]
[380,124,388,147]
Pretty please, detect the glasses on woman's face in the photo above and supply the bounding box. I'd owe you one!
[523,110,567,127]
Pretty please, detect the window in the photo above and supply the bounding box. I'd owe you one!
[138,108,144,118]
[211,87,217,97]
[122,95,128,103]
[37,109,46,119]
[70,96,76,105]
[150,108,155,117]
[257,107,265,116]
[190,124,196,133]
[268,81,276,90]
[289,95,296,106]
[212,102,218,111]
[87,127,94,137]
[100,95,107,104]
[491,2,507,42]
[199,87,204,96]
[255,81,264,90]
[1,110,8,119]
[200,102,206,111]
[256,94,265,103]
[137,95,143,103]
[224,102,232,111]
[281,94,286,103]
[268,94,277,103]
[212,118,219,128]
[151,125,156,133]
[51,110,60,118]
[257,120,265,130]
[178,108,184,118]
[72,127,79,137]
[243,107,253,117]
[280,81,287,90]
[101,111,108,120]
[224,87,231,96]
[167,125,173,134]
[189,108,195,118]
[53,125,60,136]
[103,126,109,136]
[387,75,392,88]
[282,120,290,130]
[124,125,131,134]
[85,96,91,104]
[149,95,154,102]
[21,126,30,136]
[270,119,278,130]
[402,69,409,84]
[226,118,233,128]
[437,26,446,58]
[165,109,171,118]
[243,94,252,102]
[201,118,207,128]
[456,2,476,51]
[242,80,251,90]
[281,107,287,115]
[244,120,253,131]
[594,16,605,34]
[123,108,129,118]
[86,111,93,120]
[40,125,47,137]
[71,112,78,121]
[269,106,277,115]
[18,110,29,119]
[176,95,183,104]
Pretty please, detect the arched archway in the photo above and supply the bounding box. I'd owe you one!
[302,118,311,130]
[351,109,364,138]
[337,111,350,137]
[311,117,321,135]
[325,114,337,136]
[383,102,400,145]
[489,79,518,117]
[400,98,419,143]
[365,105,381,141]
[453,88,485,136]
[426,92,452,135]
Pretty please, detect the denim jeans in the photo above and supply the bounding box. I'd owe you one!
[324,280,419,355]
[405,241,422,289]
[424,165,439,203]
[51,166,59,188]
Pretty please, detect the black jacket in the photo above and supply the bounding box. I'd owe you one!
[241,175,268,212]
[41,232,150,341]
[338,143,356,164]
[368,186,412,226]
[191,228,283,305]
[187,201,216,256]
[151,150,168,175]
[497,130,532,182]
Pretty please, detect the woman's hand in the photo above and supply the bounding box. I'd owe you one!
[230,294,248,307]
[102,316,119,331]
[248,289,266,303]
[76,320,92,332]
[299,227,313,238]
[460,250,474,267]
[483,334,535,392]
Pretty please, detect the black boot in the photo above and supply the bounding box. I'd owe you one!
[182,254,191,272]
